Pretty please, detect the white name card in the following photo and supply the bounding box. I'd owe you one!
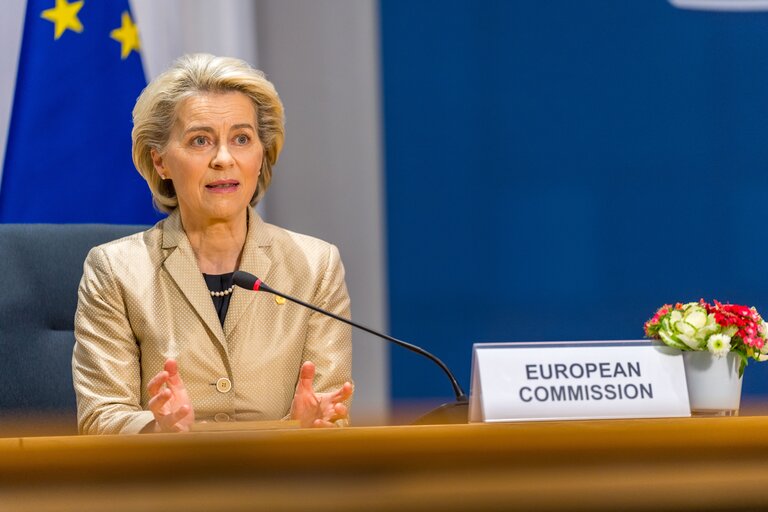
[469,340,691,422]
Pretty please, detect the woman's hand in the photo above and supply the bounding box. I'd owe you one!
[290,361,354,428]
[146,359,195,433]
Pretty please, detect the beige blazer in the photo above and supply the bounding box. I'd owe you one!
[73,208,352,434]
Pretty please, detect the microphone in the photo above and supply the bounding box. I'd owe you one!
[233,270,469,424]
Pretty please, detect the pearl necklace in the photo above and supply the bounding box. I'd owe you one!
[210,285,235,297]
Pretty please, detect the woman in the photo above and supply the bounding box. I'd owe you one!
[72,54,353,434]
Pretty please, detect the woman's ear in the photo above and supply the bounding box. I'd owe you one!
[150,148,167,179]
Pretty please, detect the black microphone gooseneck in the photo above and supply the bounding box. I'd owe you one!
[232,270,469,407]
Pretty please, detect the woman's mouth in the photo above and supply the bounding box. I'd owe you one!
[205,180,240,193]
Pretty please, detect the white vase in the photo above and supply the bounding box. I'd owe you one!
[682,351,743,416]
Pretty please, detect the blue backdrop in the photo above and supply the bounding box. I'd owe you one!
[381,1,768,403]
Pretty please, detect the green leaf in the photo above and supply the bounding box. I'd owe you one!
[659,329,687,350]
[738,351,749,377]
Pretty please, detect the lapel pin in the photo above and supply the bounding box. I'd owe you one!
[275,295,286,305]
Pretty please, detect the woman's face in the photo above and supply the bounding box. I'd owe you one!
[151,91,263,228]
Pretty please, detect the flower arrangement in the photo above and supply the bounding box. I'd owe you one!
[644,300,768,375]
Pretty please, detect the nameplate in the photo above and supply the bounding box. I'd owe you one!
[469,340,690,422]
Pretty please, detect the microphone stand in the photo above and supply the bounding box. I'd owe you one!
[233,271,469,425]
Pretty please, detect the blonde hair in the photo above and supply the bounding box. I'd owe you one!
[132,53,285,213]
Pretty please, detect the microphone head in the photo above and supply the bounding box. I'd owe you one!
[233,270,260,291]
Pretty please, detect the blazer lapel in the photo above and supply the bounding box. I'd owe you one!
[161,210,227,346]
[224,208,273,336]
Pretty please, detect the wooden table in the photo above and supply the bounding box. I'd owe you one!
[2,416,768,511]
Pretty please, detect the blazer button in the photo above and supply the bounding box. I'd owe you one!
[214,412,231,422]
[216,377,232,393]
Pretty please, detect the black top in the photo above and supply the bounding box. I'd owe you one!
[203,272,235,326]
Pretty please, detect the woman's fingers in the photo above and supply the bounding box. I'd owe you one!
[145,360,195,433]
[291,361,352,429]
[336,381,354,401]
[164,358,178,375]
[146,370,169,397]
[166,405,191,427]
[153,403,191,432]
[323,403,348,424]
[324,381,354,405]
[311,398,348,426]
[164,359,184,387]
[148,387,171,414]
[333,403,348,418]
[147,359,180,396]
[296,361,316,396]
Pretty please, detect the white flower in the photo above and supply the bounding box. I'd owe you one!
[659,303,719,351]
[707,334,732,357]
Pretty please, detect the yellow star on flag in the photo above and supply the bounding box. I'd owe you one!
[110,11,140,59]
[41,0,84,40]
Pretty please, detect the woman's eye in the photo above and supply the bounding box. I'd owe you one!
[234,134,250,145]
[191,136,208,146]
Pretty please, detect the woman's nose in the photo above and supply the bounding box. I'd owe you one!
[210,144,234,169]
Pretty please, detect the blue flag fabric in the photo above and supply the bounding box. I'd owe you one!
[0,0,163,224]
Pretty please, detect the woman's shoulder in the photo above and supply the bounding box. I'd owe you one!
[92,221,162,251]
[84,220,165,271]
[259,219,339,260]
[253,220,345,293]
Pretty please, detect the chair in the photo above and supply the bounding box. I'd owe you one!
[0,224,147,432]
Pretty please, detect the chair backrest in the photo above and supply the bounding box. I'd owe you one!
[0,224,148,430]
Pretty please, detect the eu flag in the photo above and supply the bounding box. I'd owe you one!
[0,0,163,224]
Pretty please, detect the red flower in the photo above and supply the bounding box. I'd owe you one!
[708,301,754,329]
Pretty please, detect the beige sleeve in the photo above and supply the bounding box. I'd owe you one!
[72,247,154,435]
[301,243,354,407]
